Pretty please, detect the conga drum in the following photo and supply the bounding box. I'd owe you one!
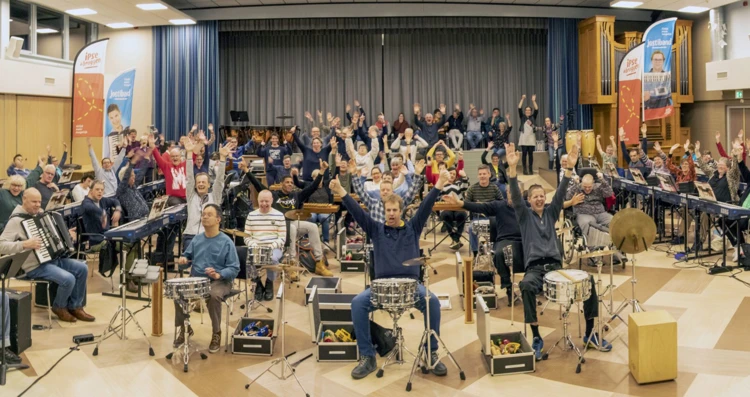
[581,130,596,159]
[566,130,581,154]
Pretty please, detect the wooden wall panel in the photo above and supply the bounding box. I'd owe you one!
[15,95,72,169]
[0,94,18,176]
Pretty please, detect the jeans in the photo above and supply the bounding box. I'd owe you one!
[466,131,484,149]
[447,129,464,149]
[468,215,489,253]
[259,248,284,283]
[495,182,507,199]
[493,147,506,158]
[25,258,88,309]
[352,284,440,358]
[308,213,331,242]
[440,211,467,242]
[2,292,9,346]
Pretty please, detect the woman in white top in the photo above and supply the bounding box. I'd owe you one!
[363,166,383,192]
[346,127,379,174]
[390,128,428,165]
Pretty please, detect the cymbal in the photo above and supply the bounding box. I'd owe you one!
[402,257,427,267]
[258,264,306,272]
[610,208,656,254]
[285,209,313,220]
[275,115,294,120]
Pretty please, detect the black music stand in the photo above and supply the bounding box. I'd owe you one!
[0,250,32,385]
[230,111,249,123]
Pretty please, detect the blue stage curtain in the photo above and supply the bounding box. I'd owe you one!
[153,21,219,146]
[547,18,593,142]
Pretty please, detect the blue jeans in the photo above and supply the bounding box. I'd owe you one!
[264,248,284,282]
[466,131,484,149]
[494,147,506,158]
[2,293,9,346]
[25,258,88,309]
[495,182,507,199]
[548,146,562,170]
[308,213,330,242]
[352,284,440,357]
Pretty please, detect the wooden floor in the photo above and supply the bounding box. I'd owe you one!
[6,212,750,396]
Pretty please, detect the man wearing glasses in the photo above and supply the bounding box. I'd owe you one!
[643,51,672,110]
[25,157,60,209]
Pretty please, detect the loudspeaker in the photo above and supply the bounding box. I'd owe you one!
[7,289,32,355]
[5,36,23,59]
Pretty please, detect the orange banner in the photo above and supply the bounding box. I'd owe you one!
[71,39,108,138]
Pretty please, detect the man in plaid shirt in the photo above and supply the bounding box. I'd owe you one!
[350,159,426,223]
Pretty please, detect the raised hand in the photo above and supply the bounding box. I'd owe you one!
[347,159,357,175]
[469,103,475,110]
[290,125,297,135]
[570,193,585,206]
[368,128,378,139]
[457,151,464,161]
[87,137,92,148]
[596,172,604,180]
[183,138,195,153]
[521,95,526,100]
[208,123,214,132]
[305,111,313,120]
[568,144,579,166]
[552,132,559,142]
[413,103,421,114]
[439,104,447,115]
[330,136,337,147]
[317,110,323,118]
[739,129,745,140]
[218,142,233,159]
[454,103,460,111]
[46,144,51,155]
[505,113,511,121]
[148,135,156,147]
[38,156,46,168]
[669,143,680,154]
[290,167,299,177]
[415,159,426,175]
[715,131,721,142]
[442,194,459,205]
[354,99,360,107]
[436,169,451,186]
[653,141,661,152]
[641,123,648,136]
[319,159,329,171]
[619,127,626,142]
[684,139,690,152]
[327,112,333,123]
[531,94,537,102]
[505,143,519,167]
[695,141,701,153]
[191,124,198,132]
[345,104,351,113]
[487,141,494,150]
[62,142,68,151]
[479,108,485,116]
[458,169,467,178]
[329,176,345,196]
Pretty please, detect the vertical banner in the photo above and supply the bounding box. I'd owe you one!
[103,68,137,158]
[71,39,109,138]
[642,17,677,121]
[617,43,644,144]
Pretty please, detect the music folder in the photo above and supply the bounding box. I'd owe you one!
[58,170,73,183]
[0,251,31,279]
[45,189,69,211]
[148,196,169,221]
[694,181,717,201]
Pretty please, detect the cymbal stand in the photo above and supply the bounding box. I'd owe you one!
[406,260,466,392]
[245,272,309,397]
[165,296,207,372]
[608,251,645,327]
[93,241,154,358]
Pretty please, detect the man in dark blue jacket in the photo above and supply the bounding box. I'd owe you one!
[331,168,450,380]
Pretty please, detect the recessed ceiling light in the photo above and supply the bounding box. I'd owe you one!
[137,3,168,10]
[169,19,196,25]
[37,28,59,34]
[66,8,97,16]
[678,6,709,13]
[611,1,643,8]
[107,22,134,29]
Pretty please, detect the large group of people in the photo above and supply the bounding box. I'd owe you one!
[3,96,749,380]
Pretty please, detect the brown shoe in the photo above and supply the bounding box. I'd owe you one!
[209,331,221,353]
[315,260,333,277]
[174,325,194,348]
[52,307,76,323]
[70,308,96,322]
[126,280,139,293]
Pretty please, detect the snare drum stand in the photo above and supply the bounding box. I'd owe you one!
[406,260,466,392]
[541,298,585,368]
[165,295,207,372]
[245,269,309,397]
[376,307,417,378]
[93,241,154,358]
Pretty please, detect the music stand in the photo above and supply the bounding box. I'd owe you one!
[230,111,249,123]
[0,250,32,385]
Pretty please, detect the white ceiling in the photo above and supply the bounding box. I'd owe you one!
[22,0,194,27]
[163,0,738,12]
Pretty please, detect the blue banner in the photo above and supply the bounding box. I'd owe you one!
[103,68,136,158]
[642,18,676,121]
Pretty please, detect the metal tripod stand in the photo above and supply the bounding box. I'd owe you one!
[541,298,585,367]
[165,297,207,372]
[405,258,466,392]
[245,271,310,396]
[93,241,154,358]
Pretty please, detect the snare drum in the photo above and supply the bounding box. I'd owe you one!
[472,219,491,236]
[165,277,210,300]
[370,278,418,311]
[543,269,591,304]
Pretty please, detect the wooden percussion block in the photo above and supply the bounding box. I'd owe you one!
[628,310,677,384]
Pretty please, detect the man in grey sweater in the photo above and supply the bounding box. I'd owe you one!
[505,143,611,361]
[88,136,127,196]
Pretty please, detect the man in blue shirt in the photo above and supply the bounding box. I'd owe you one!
[173,204,240,353]
[331,169,450,380]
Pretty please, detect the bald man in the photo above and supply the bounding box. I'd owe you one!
[87,137,127,196]
[243,190,287,301]
[0,188,93,323]
[565,172,614,237]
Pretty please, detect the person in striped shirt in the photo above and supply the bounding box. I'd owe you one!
[439,166,469,250]
[350,159,426,224]
[465,165,502,256]
[244,190,287,301]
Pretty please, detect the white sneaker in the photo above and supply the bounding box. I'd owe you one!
[732,248,738,262]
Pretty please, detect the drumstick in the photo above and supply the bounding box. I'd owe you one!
[556,270,577,283]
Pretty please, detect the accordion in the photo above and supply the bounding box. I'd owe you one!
[20,212,75,264]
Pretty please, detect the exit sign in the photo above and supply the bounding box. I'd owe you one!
[737,90,744,99]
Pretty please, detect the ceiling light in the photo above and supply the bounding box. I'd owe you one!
[66,8,97,16]
[611,1,643,7]
[137,3,168,10]
[37,28,59,34]
[169,19,196,25]
[678,6,709,13]
[107,22,134,29]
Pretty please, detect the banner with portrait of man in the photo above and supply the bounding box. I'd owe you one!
[642,17,677,121]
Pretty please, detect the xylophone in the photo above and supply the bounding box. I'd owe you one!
[302,203,341,214]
